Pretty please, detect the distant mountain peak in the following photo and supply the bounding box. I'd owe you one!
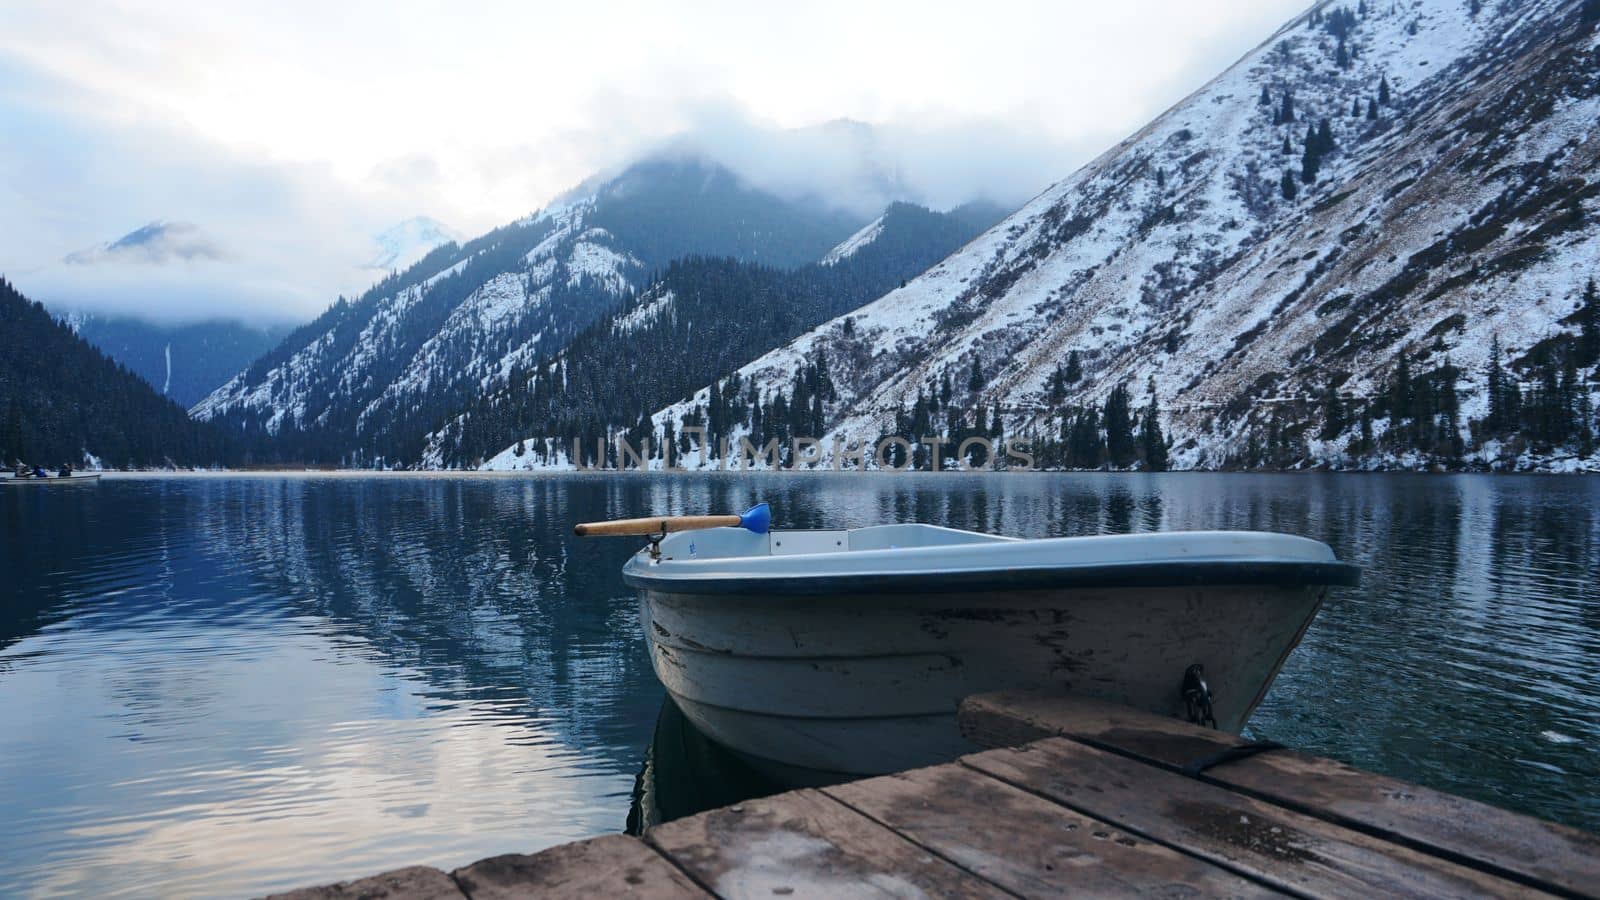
[368,217,460,272]
[64,221,225,266]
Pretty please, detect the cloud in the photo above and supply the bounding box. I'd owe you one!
[0,0,1311,325]
[650,105,1092,217]
[63,222,228,266]
[0,61,423,324]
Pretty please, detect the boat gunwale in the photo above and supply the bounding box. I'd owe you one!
[626,558,1360,595]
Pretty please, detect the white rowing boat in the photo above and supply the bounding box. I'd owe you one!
[1,473,102,486]
[580,505,1359,785]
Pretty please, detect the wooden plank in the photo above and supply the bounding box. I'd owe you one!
[960,691,1600,898]
[647,786,1011,899]
[825,763,1287,898]
[262,865,464,900]
[452,835,707,899]
[965,738,1551,899]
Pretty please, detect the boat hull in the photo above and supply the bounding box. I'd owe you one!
[1,473,102,486]
[641,582,1324,782]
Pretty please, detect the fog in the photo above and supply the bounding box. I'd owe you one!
[0,0,1308,326]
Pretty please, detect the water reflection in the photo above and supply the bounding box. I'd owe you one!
[1,473,1596,898]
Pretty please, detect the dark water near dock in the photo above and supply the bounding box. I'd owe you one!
[1,473,1596,897]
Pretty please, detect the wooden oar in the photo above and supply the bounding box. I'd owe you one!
[574,502,771,537]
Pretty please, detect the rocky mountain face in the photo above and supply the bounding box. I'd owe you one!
[190,157,875,464]
[649,0,1600,472]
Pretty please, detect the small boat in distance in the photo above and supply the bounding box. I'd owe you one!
[579,505,1359,785]
[2,472,102,486]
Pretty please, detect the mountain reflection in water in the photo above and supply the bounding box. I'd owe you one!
[1,472,1595,898]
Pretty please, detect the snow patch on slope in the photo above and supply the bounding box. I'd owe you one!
[820,216,885,265]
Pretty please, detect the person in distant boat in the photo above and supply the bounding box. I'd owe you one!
[13,462,27,478]
[58,463,72,477]
[32,465,48,478]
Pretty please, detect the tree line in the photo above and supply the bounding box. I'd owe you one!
[0,278,237,468]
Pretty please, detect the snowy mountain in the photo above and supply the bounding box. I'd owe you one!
[62,221,226,266]
[191,156,879,464]
[649,0,1600,472]
[428,201,1004,469]
[368,217,460,273]
[65,313,292,408]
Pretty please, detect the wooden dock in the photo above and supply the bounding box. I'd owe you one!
[269,693,1600,899]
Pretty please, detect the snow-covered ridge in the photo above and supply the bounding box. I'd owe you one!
[368,217,459,272]
[648,0,1600,471]
[820,216,884,265]
[190,184,645,444]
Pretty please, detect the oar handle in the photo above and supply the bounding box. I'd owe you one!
[573,515,741,537]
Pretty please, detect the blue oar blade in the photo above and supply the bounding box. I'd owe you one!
[738,502,772,534]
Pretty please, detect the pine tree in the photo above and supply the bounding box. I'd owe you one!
[1260,85,1272,106]
[1300,127,1322,184]
[1047,369,1066,406]
[1064,349,1083,383]
[1280,92,1296,123]
[1281,134,1293,155]
[1579,279,1599,367]
[1282,169,1299,200]
[1485,335,1506,433]
[1104,384,1136,469]
[1378,76,1391,105]
[968,357,984,393]
[1140,379,1169,471]
[1336,38,1350,69]
[1368,97,1380,120]
[1390,351,1414,423]
[1352,97,1363,117]
[1321,373,1345,439]
[1439,358,1464,461]
[1317,118,1336,153]
[1578,385,1596,457]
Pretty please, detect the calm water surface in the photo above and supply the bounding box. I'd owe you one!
[1,473,1596,897]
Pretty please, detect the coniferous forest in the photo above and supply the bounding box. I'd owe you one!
[0,278,234,468]
[430,202,1003,467]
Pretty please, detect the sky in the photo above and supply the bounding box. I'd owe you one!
[0,0,1307,324]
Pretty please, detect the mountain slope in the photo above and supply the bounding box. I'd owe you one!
[657,0,1600,471]
[191,157,874,464]
[65,313,293,408]
[426,201,1006,468]
[368,217,460,272]
[0,279,231,467]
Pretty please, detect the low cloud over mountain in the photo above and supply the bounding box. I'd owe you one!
[63,221,227,266]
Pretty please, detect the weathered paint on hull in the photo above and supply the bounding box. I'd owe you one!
[641,584,1324,781]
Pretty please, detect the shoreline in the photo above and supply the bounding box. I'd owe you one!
[58,467,1599,479]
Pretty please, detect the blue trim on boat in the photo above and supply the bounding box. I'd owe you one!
[625,559,1361,596]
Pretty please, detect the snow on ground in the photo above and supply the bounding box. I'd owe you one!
[820,216,884,265]
[636,0,1599,473]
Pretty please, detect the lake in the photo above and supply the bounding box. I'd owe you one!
[2,473,1596,897]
